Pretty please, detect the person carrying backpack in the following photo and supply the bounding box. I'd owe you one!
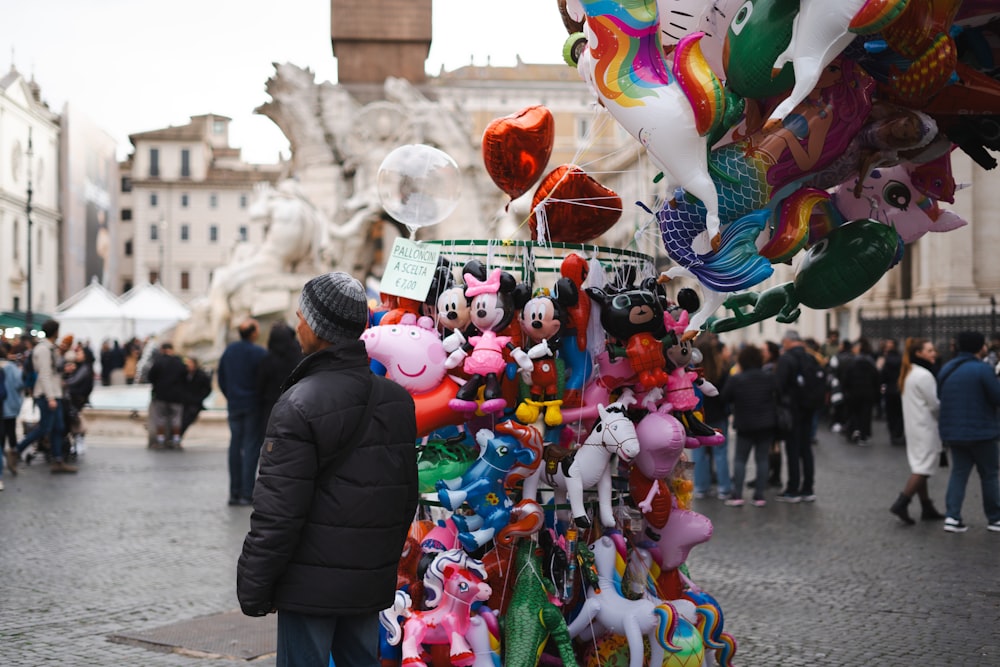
[775,330,820,503]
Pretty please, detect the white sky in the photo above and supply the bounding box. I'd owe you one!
[2,0,569,163]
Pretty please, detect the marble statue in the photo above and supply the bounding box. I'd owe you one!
[176,63,507,360]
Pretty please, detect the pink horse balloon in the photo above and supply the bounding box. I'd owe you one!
[567,0,731,251]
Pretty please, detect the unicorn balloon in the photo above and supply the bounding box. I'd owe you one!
[567,0,737,252]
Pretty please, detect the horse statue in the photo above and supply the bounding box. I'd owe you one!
[177,179,328,356]
[566,0,731,253]
[522,401,640,528]
[380,549,492,667]
[567,535,681,667]
[503,536,579,667]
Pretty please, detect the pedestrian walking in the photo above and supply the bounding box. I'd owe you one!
[827,339,854,434]
[218,318,267,506]
[722,344,778,507]
[691,333,732,500]
[123,338,141,385]
[147,342,188,449]
[775,330,820,502]
[63,343,95,455]
[256,321,303,426]
[237,271,418,667]
[761,340,783,488]
[843,337,880,445]
[879,338,905,446]
[0,342,25,488]
[889,337,946,524]
[179,356,213,437]
[8,319,76,474]
[936,331,1000,533]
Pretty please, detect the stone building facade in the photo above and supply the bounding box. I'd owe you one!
[0,67,61,331]
[116,114,281,299]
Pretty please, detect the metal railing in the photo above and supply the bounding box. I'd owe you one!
[859,297,998,351]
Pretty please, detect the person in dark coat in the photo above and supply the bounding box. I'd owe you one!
[237,271,418,667]
[844,337,881,446]
[179,356,213,437]
[256,321,303,425]
[775,330,817,502]
[722,344,778,506]
[147,342,188,449]
[879,338,905,445]
[218,318,268,504]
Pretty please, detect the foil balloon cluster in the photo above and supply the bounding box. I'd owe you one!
[558,0,1000,332]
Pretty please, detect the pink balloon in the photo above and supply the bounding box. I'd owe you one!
[831,164,968,244]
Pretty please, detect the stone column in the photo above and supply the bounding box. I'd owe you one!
[920,153,979,303]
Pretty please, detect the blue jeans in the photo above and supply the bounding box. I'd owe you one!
[732,429,774,501]
[692,418,731,496]
[228,409,263,501]
[944,440,1000,524]
[17,397,66,461]
[276,610,379,667]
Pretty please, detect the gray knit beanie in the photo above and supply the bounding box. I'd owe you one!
[299,272,369,341]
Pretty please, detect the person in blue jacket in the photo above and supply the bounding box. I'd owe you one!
[937,330,1000,533]
[218,318,268,506]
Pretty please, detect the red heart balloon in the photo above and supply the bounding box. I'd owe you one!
[482,105,555,201]
[529,165,623,243]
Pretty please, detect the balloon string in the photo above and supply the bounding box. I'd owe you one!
[511,106,613,238]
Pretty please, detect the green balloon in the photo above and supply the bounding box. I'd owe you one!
[795,220,901,309]
[724,0,798,99]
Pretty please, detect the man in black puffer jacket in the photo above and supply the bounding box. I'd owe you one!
[237,272,418,667]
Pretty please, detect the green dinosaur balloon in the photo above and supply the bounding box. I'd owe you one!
[795,219,902,309]
[708,220,901,333]
[724,0,798,99]
[503,537,579,667]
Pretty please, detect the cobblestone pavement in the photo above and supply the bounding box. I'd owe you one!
[1,418,997,666]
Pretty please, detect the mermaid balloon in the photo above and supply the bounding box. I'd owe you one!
[658,58,874,281]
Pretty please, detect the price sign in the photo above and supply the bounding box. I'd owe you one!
[380,237,442,301]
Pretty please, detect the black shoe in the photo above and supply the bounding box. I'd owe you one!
[920,502,945,521]
[775,492,801,503]
[890,494,915,525]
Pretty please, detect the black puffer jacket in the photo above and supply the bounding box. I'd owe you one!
[236,340,418,617]
[720,367,778,432]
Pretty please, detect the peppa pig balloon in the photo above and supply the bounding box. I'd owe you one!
[360,314,466,436]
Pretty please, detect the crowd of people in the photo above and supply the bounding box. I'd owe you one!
[0,324,217,483]
[687,327,1000,534]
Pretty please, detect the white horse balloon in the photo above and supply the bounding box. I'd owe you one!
[521,402,640,528]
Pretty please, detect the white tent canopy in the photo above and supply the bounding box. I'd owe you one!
[120,282,191,339]
[56,278,129,350]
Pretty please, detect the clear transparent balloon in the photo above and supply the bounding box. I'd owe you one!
[377,145,462,230]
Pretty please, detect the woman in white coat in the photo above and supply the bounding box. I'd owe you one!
[889,338,947,524]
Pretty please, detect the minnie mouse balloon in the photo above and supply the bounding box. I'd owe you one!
[529,164,622,243]
[482,105,555,201]
[377,144,462,230]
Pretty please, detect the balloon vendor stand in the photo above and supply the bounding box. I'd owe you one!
[367,236,738,667]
